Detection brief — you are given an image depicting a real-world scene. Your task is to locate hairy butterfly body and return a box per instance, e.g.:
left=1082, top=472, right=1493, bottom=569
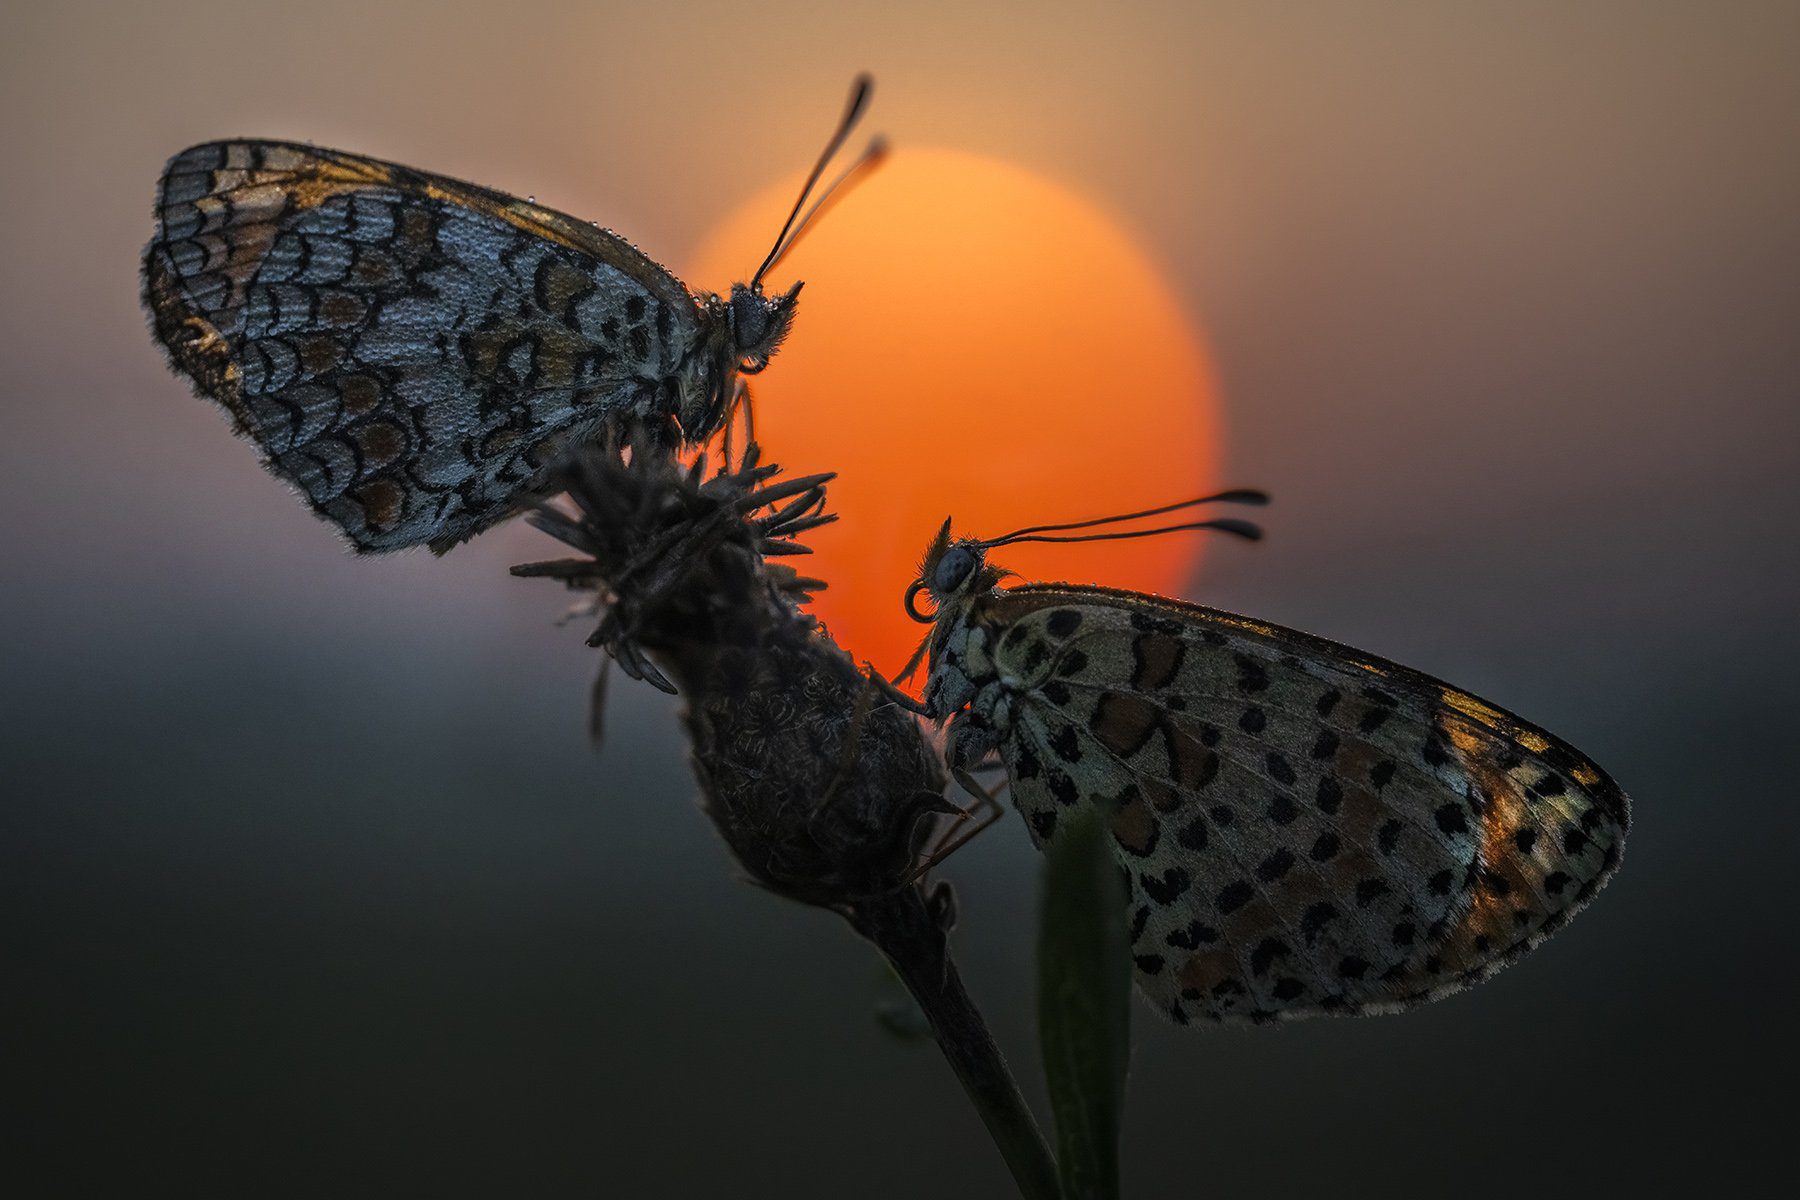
left=143, top=78, right=879, bottom=553
left=907, top=496, right=1629, bottom=1025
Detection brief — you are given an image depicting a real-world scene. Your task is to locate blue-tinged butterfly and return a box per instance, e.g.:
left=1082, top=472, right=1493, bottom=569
left=902, top=493, right=1629, bottom=1024
left=143, top=77, right=881, bottom=553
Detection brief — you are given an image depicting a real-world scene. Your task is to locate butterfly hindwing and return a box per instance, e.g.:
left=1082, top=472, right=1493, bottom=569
left=981, top=586, right=1627, bottom=1025
left=144, top=140, right=714, bottom=551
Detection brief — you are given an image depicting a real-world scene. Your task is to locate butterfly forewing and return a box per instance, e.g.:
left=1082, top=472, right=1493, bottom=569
left=144, top=140, right=720, bottom=552
left=974, top=585, right=1627, bottom=1025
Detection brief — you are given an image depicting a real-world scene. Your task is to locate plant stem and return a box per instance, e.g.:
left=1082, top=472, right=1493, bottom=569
left=850, top=888, right=1061, bottom=1200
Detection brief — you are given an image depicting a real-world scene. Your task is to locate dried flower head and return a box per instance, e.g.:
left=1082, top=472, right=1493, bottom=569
left=513, top=443, right=955, bottom=913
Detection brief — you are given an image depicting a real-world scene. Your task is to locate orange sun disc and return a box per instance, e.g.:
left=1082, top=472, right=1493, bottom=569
left=685, top=147, right=1223, bottom=680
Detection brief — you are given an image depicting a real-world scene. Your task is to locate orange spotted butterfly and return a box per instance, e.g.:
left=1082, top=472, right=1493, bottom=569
left=904, top=492, right=1628, bottom=1024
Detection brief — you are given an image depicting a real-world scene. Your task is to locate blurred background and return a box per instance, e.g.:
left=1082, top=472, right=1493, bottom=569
left=4, top=2, right=1796, bottom=1195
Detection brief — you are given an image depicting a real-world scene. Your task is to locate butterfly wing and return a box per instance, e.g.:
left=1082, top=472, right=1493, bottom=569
left=144, top=140, right=715, bottom=552
left=979, top=585, right=1628, bottom=1025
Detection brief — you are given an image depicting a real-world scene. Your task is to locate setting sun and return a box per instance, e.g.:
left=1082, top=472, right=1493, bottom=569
left=687, top=147, right=1221, bottom=676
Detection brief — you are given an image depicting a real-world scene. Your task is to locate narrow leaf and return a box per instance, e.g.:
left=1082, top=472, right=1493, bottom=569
left=871, top=960, right=933, bottom=1043
left=1037, top=805, right=1132, bottom=1199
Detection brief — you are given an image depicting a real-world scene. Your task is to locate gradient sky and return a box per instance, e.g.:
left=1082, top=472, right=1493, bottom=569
left=4, top=3, right=1796, bottom=1196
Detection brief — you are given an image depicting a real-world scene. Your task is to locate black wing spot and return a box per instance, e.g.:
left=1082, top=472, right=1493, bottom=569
left=1166, top=920, right=1218, bottom=949
left=1216, top=880, right=1254, bottom=914
left=1128, top=904, right=1151, bottom=943
left=1300, top=902, right=1338, bottom=940
left=1255, top=849, right=1295, bottom=882
left=1250, top=937, right=1290, bottom=976
left=1141, top=867, right=1192, bottom=905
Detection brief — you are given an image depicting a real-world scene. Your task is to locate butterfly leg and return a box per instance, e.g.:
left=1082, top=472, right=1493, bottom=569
left=711, top=377, right=754, bottom=475
left=862, top=665, right=930, bottom=715
left=719, top=393, right=735, bottom=476
left=900, top=765, right=1008, bottom=886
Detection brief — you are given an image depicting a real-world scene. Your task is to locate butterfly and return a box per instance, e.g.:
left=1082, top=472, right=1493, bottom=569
left=902, top=492, right=1629, bottom=1024
left=142, top=77, right=881, bottom=553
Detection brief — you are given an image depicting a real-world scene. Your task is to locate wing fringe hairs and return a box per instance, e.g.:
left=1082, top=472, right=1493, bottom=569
left=511, top=442, right=1061, bottom=1197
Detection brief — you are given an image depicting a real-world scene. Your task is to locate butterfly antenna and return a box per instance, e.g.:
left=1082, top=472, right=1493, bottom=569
left=761, top=136, right=887, bottom=279
left=992, top=518, right=1264, bottom=547
left=751, top=73, right=874, bottom=288
left=981, top=489, right=1269, bottom=546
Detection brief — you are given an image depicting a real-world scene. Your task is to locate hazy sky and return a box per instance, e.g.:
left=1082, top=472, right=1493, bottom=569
left=4, top=3, right=1796, bottom=1195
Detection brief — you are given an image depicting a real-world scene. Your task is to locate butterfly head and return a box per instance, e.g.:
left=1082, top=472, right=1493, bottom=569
left=727, top=280, right=802, bottom=375
left=906, top=520, right=1010, bottom=624
left=903, top=492, right=1273, bottom=627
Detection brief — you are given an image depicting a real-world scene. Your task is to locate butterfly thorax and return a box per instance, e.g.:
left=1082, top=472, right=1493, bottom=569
left=665, top=281, right=800, bottom=445
left=916, top=536, right=1035, bottom=769
left=922, top=607, right=988, bottom=714
left=667, top=295, right=736, bottom=444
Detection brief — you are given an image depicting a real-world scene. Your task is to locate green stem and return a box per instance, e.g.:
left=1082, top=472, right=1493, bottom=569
left=850, top=888, right=1061, bottom=1200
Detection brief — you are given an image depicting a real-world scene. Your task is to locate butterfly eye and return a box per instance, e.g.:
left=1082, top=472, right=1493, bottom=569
left=729, top=286, right=770, bottom=352
left=934, top=545, right=977, bottom=593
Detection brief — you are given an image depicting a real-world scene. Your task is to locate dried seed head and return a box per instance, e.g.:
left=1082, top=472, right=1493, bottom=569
left=514, top=444, right=953, bottom=912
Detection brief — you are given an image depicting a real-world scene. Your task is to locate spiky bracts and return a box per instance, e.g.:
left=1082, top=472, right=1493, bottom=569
left=512, top=445, right=952, bottom=911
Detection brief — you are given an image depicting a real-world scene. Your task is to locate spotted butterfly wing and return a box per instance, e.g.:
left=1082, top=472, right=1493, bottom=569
left=141, top=80, right=879, bottom=552
left=142, top=139, right=742, bottom=552
left=924, top=565, right=1627, bottom=1025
